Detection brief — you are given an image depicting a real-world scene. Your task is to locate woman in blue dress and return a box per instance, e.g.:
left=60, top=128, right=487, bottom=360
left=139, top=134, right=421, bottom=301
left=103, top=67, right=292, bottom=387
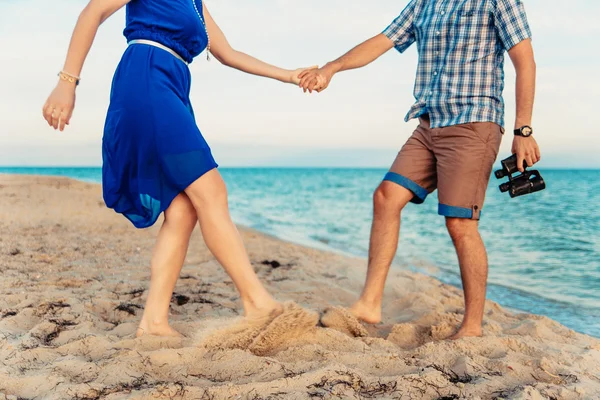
left=42, top=0, right=314, bottom=337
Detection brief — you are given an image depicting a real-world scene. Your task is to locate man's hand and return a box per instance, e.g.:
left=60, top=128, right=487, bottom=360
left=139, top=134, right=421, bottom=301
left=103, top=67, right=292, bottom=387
left=298, top=65, right=334, bottom=93
left=512, top=136, right=541, bottom=172
left=288, top=65, right=319, bottom=85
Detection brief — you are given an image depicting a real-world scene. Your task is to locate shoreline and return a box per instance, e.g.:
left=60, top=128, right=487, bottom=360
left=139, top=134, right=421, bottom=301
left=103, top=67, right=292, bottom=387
left=1, top=174, right=600, bottom=399
left=1, top=171, right=599, bottom=339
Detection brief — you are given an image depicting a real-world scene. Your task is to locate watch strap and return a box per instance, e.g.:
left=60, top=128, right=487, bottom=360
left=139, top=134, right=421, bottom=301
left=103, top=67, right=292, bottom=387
left=514, top=125, right=533, bottom=137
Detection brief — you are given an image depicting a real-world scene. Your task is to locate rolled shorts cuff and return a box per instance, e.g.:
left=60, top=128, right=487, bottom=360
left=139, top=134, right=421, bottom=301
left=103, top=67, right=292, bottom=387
left=383, top=172, right=428, bottom=204
left=438, top=204, right=481, bottom=220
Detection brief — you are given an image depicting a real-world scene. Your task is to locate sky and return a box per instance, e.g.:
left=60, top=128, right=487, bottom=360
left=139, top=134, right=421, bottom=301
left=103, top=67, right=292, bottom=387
left=0, top=0, right=598, bottom=167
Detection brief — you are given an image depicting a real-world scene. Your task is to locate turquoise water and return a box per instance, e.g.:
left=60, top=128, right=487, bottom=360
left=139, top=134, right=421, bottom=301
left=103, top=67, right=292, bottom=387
left=2, top=167, right=599, bottom=337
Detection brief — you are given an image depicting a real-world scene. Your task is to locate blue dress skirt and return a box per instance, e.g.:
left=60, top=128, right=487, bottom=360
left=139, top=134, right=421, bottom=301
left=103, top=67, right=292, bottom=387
left=102, top=0, right=217, bottom=229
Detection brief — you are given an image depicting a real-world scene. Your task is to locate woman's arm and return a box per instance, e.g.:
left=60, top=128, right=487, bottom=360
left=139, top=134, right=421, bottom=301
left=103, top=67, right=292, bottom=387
left=202, top=3, right=314, bottom=84
left=43, top=0, right=131, bottom=131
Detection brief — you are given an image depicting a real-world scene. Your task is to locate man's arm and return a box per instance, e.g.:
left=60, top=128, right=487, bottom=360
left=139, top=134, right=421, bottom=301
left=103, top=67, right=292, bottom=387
left=509, top=39, right=536, bottom=129
left=298, top=34, right=394, bottom=93
left=494, top=0, right=539, bottom=171
left=508, top=39, right=540, bottom=172
left=299, top=0, right=420, bottom=93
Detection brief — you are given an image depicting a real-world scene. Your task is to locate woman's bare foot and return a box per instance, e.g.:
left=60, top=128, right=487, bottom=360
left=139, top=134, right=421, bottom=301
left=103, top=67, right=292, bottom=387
left=349, top=299, right=382, bottom=325
left=136, top=320, right=183, bottom=338
left=244, top=298, right=284, bottom=322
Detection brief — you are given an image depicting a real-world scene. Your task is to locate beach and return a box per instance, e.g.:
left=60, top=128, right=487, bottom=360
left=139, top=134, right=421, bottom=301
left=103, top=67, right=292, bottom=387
left=1, top=174, right=599, bottom=399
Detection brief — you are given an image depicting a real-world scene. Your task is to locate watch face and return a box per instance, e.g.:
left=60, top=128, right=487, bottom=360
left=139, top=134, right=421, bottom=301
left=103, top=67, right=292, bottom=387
left=522, top=126, right=533, bottom=136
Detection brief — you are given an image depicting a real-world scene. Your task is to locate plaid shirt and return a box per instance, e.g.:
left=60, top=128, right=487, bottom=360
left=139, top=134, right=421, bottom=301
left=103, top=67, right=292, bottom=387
left=383, top=0, right=532, bottom=129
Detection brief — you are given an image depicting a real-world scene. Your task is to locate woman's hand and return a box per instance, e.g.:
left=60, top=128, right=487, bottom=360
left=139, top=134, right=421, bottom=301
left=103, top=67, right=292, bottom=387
left=43, top=80, right=76, bottom=131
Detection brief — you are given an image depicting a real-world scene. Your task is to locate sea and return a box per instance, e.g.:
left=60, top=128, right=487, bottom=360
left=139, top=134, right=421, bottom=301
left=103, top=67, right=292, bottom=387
left=1, top=167, right=599, bottom=338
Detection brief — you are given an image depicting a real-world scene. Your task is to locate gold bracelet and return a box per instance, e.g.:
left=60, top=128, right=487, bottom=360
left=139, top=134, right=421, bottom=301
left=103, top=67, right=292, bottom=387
left=58, top=71, right=80, bottom=86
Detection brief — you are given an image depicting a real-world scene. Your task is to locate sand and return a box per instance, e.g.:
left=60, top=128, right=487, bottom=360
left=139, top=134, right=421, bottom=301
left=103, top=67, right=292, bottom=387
left=0, top=174, right=599, bottom=400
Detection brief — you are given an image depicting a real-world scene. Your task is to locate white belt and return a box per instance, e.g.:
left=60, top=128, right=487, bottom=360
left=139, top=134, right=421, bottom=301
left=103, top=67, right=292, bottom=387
left=127, top=39, right=188, bottom=65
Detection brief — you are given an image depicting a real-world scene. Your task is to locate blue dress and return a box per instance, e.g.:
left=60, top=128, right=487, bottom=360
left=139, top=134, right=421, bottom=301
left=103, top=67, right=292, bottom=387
left=102, top=0, right=217, bottom=229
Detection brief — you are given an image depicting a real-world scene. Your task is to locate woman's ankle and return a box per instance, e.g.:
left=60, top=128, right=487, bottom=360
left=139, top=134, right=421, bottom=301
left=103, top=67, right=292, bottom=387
left=241, top=295, right=281, bottom=318
left=137, top=317, right=181, bottom=337
left=138, top=314, right=171, bottom=331
left=140, top=313, right=168, bottom=326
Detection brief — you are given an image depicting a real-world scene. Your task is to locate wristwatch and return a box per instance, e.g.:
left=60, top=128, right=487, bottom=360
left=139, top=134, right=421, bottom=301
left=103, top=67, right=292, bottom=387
left=514, top=125, right=533, bottom=137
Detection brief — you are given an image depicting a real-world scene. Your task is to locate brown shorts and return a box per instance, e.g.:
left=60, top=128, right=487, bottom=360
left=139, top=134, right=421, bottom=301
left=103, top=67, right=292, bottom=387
left=384, top=116, right=503, bottom=220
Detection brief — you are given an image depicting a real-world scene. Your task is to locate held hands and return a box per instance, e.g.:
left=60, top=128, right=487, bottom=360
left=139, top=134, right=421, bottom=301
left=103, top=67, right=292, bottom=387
left=43, top=80, right=76, bottom=131
left=512, top=135, right=541, bottom=173
left=288, top=65, right=320, bottom=85
left=298, top=65, right=334, bottom=93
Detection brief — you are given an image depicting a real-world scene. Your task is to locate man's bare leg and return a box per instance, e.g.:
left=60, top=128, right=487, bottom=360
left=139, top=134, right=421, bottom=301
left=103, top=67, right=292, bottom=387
left=349, top=181, right=414, bottom=323
left=446, top=217, right=488, bottom=339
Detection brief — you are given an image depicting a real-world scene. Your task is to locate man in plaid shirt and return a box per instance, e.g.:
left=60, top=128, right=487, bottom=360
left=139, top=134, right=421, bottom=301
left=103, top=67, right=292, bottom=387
left=300, top=0, right=540, bottom=339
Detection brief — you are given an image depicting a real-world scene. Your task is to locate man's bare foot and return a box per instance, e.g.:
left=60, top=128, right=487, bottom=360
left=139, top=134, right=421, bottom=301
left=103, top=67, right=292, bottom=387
left=136, top=320, right=183, bottom=338
left=349, top=299, right=382, bottom=325
left=448, top=325, right=482, bottom=340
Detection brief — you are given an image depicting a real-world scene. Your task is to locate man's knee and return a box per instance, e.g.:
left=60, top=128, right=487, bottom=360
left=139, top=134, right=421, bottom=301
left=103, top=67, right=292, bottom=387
left=446, top=217, right=479, bottom=243
left=373, top=181, right=412, bottom=214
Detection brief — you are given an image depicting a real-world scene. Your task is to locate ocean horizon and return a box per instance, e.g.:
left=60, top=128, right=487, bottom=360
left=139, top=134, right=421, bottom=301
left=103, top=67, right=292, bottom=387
left=1, top=166, right=599, bottom=338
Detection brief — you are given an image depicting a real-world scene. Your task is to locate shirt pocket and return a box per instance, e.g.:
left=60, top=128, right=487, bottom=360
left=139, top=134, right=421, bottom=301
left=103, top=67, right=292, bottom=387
left=456, top=2, right=492, bottom=39
left=454, top=3, right=494, bottom=60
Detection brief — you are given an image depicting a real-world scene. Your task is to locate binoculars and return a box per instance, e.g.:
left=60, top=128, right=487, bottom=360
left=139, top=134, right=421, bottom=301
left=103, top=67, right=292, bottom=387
left=494, top=154, right=546, bottom=198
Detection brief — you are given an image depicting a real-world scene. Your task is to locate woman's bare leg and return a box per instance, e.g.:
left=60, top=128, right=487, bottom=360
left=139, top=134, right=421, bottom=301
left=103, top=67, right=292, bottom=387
left=185, top=169, right=281, bottom=319
left=137, top=193, right=197, bottom=337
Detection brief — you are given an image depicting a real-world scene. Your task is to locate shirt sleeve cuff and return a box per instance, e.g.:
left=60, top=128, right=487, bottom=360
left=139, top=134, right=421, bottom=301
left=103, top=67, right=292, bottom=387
left=503, top=31, right=532, bottom=51
left=502, top=25, right=531, bottom=51
left=382, top=26, right=412, bottom=54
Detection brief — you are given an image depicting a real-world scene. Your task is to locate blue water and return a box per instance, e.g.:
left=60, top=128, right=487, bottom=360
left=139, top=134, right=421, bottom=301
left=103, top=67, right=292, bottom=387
left=2, top=167, right=599, bottom=338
